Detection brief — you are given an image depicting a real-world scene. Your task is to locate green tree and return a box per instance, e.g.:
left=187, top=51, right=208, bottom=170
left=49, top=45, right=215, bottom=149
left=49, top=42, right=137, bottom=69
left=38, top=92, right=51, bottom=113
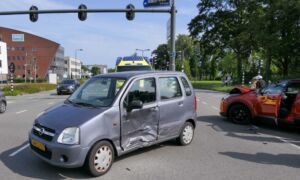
left=91, top=67, right=100, bottom=76
left=81, top=65, right=89, bottom=72
left=189, top=0, right=259, bottom=83
left=152, top=44, right=170, bottom=70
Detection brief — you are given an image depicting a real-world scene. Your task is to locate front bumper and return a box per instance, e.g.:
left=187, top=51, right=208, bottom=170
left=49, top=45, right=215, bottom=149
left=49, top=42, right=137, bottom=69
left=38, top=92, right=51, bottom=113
left=29, top=132, right=89, bottom=168
left=57, top=87, right=74, bottom=94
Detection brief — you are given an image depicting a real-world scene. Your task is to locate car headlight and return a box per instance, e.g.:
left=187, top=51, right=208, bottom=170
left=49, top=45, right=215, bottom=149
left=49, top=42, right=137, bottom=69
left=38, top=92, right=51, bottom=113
left=57, top=127, right=79, bottom=145
left=69, top=85, right=75, bottom=89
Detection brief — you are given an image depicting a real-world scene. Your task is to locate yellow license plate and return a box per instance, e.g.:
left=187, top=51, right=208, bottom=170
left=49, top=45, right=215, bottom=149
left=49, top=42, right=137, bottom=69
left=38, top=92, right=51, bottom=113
left=31, top=139, right=46, bottom=152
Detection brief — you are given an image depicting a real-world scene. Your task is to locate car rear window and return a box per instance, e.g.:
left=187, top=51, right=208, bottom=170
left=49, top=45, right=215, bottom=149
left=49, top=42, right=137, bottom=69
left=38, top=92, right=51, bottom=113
left=180, top=77, right=192, bottom=96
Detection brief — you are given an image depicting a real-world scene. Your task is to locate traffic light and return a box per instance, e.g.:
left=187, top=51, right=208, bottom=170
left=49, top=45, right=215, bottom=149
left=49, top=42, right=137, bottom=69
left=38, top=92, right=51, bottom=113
left=29, top=6, right=38, bottom=22
left=126, top=4, right=135, bottom=21
left=78, top=4, right=87, bottom=21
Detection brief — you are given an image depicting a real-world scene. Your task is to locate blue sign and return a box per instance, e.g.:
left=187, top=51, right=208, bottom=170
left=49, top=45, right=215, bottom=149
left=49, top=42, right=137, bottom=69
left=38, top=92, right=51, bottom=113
left=143, top=0, right=171, bottom=8
left=12, top=34, right=24, bottom=42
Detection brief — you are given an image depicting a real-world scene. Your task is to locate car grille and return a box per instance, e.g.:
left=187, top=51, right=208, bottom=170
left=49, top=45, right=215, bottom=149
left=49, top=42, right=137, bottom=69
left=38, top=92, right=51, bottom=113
left=30, top=144, right=52, bottom=159
left=32, top=123, right=55, bottom=142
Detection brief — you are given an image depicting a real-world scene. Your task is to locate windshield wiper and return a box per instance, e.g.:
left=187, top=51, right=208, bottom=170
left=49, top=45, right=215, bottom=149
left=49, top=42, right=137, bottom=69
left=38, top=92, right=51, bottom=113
left=73, top=102, right=97, bottom=108
left=65, top=99, right=75, bottom=105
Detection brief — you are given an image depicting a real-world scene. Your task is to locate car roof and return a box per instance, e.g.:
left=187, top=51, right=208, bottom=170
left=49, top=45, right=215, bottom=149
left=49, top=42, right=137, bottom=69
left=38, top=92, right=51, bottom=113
left=94, top=71, right=186, bottom=79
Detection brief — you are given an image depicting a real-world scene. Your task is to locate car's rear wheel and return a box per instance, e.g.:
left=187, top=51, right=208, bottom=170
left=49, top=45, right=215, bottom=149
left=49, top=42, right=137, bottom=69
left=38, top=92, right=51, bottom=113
left=0, top=101, right=6, bottom=113
left=85, top=141, right=114, bottom=177
left=177, top=122, right=194, bottom=146
left=228, top=104, right=251, bottom=124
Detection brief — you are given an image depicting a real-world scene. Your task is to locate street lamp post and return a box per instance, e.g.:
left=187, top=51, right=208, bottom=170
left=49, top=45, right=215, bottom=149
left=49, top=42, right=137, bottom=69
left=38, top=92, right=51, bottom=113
left=135, top=48, right=150, bottom=58
left=74, top=49, right=83, bottom=79
left=75, top=48, right=83, bottom=60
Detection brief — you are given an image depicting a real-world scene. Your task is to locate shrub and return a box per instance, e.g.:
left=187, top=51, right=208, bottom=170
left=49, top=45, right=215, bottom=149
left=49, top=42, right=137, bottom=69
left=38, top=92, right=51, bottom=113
left=3, top=83, right=56, bottom=96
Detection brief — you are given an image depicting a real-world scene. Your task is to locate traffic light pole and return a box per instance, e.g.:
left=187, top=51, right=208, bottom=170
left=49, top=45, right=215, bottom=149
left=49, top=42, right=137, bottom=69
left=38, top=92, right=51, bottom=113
left=170, top=2, right=176, bottom=71
left=0, top=8, right=170, bottom=15
left=0, top=4, right=176, bottom=71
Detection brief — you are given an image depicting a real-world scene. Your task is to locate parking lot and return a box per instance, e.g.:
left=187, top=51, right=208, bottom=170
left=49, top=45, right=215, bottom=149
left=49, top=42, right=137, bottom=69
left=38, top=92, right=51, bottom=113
left=0, top=90, right=299, bottom=180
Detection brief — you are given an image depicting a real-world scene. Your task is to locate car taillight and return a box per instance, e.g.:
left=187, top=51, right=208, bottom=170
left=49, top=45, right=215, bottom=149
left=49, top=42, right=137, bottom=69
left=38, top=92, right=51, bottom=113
left=194, top=96, right=197, bottom=112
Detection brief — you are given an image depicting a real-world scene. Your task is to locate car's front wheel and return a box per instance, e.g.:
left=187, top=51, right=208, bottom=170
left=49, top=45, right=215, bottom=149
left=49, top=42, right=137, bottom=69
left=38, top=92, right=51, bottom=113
left=228, top=104, right=251, bottom=124
left=177, top=122, right=194, bottom=146
left=0, top=101, right=6, bottom=113
left=85, top=141, right=114, bottom=177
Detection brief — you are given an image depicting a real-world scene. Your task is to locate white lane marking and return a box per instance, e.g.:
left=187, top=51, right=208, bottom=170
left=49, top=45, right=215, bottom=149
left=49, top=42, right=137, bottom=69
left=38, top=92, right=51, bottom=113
left=16, top=110, right=28, bottom=114
left=202, top=101, right=208, bottom=105
left=7, top=101, right=15, bottom=104
left=211, top=106, right=219, bottom=111
left=48, top=102, right=54, bottom=105
left=9, top=143, right=29, bottom=157
left=258, top=133, right=300, bottom=150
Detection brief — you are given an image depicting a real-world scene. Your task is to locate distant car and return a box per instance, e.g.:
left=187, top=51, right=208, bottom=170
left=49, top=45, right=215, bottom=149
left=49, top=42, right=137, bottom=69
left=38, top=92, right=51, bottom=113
left=0, top=90, right=7, bottom=113
left=57, top=79, right=80, bottom=95
left=29, top=71, right=197, bottom=176
left=220, top=79, right=300, bottom=126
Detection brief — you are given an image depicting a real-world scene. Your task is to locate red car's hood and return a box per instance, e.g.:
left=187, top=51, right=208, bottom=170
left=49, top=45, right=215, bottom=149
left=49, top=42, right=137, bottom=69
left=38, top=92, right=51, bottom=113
left=230, top=87, right=255, bottom=94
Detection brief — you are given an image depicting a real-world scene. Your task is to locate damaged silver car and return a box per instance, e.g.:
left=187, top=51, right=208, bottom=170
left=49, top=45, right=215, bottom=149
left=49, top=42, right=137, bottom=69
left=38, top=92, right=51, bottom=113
left=29, top=71, right=197, bottom=176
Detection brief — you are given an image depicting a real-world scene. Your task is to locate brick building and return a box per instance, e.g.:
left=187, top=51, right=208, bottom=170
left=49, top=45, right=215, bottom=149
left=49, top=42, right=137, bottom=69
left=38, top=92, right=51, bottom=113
left=0, top=27, right=65, bottom=80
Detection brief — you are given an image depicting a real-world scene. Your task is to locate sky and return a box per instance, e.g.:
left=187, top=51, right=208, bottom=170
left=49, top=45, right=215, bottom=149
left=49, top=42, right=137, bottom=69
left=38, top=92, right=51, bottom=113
left=0, top=0, right=199, bottom=68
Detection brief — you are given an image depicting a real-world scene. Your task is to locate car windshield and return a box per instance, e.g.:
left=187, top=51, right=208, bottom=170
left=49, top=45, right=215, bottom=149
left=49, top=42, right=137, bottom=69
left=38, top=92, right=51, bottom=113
left=261, top=84, right=284, bottom=94
left=67, top=77, right=126, bottom=107
left=117, top=66, right=152, bottom=72
left=61, top=80, right=75, bottom=84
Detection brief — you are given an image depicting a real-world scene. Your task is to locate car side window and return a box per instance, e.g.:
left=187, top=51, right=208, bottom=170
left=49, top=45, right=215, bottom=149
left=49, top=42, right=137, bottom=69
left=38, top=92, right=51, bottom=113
left=286, top=83, right=300, bottom=93
left=124, top=78, right=156, bottom=107
left=159, top=77, right=182, bottom=100
left=180, top=77, right=192, bottom=96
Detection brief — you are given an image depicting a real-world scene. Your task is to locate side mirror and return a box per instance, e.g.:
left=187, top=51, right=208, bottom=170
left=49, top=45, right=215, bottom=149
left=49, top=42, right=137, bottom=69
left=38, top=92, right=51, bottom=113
left=127, top=100, right=143, bottom=111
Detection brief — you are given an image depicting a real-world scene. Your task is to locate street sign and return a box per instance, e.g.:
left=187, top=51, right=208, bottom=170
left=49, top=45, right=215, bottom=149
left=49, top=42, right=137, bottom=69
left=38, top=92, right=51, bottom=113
left=143, top=0, right=171, bottom=8
left=9, top=62, right=15, bottom=73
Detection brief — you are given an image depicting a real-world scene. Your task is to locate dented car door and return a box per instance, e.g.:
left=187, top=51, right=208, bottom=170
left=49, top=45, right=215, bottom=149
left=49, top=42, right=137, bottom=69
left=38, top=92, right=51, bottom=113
left=120, top=77, right=159, bottom=150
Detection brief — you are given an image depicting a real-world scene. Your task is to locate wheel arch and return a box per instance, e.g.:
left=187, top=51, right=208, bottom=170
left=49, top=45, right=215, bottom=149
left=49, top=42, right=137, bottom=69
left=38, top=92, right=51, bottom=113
left=186, top=119, right=196, bottom=128
left=86, top=138, right=118, bottom=163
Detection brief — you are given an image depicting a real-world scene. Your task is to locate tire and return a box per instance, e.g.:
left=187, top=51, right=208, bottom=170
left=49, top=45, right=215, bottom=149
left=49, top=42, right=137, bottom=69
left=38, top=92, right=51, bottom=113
left=85, top=141, right=114, bottom=177
left=177, top=122, right=194, bottom=146
left=228, top=104, right=251, bottom=124
left=0, top=101, right=6, bottom=113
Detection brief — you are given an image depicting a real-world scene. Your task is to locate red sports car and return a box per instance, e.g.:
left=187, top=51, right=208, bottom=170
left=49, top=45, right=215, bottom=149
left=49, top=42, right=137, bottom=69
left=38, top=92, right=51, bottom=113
left=220, top=79, right=300, bottom=126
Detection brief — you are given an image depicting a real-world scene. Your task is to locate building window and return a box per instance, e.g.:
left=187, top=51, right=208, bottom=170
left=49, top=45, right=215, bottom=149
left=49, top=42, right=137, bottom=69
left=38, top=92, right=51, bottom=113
left=17, top=56, right=20, bottom=60
left=8, top=56, right=11, bottom=60
left=32, top=48, right=38, bottom=52
left=22, top=47, right=25, bottom=51
left=12, top=56, right=15, bottom=60
left=22, top=56, right=25, bottom=60
left=17, top=65, right=21, bottom=70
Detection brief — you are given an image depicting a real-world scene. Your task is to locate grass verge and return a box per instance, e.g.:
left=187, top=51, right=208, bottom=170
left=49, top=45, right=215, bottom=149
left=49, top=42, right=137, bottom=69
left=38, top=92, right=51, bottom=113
left=2, top=83, right=56, bottom=96
left=192, top=81, right=234, bottom=93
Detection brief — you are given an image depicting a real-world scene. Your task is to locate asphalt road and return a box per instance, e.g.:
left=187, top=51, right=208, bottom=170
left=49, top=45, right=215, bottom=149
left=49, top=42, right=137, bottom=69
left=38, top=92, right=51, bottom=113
left=0, top=90, right=299, bottom=180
